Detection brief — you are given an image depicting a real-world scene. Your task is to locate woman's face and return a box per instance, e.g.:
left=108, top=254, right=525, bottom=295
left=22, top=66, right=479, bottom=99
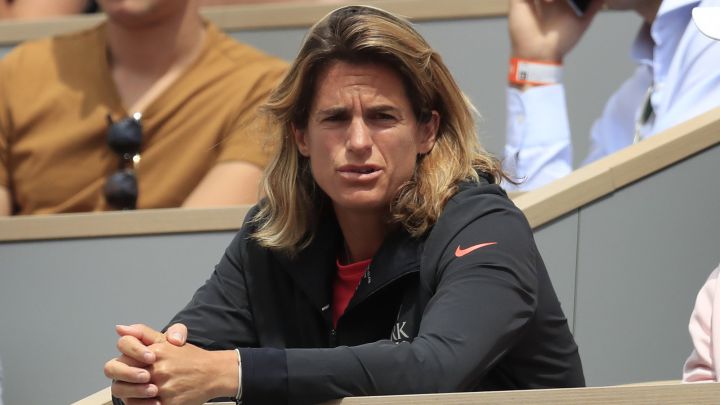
left=293, top=61, right=438, bottom=218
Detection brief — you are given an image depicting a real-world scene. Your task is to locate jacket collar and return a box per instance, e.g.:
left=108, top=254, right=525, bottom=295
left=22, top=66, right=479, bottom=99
left=279, top=214, right=422, bottom=317
left=278, top=173, right=494, bottom=315
left=348, top=228, right=422, bottom=310
left=276, top=211, right=342, bottom=316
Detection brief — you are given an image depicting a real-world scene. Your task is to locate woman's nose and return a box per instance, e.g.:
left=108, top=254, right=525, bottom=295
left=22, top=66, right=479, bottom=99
left=346, top=117, right=373, bottom=152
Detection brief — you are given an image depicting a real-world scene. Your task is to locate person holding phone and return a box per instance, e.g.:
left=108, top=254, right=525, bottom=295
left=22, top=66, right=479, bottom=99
left=503, top=0, right=720, bottom=190
left=103, top=6, right=584, bottom=404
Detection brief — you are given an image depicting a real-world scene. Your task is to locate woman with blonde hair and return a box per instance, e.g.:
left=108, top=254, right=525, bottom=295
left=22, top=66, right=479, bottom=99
left=104, top=6, right=584, bottom=404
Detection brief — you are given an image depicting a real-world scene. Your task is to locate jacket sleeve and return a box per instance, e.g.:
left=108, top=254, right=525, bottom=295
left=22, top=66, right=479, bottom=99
left=166, top=212, right=259, bottom=350
left=502, top=85, right=572, bottom=191
left=683, top=264, right=720, bottom=382
left=240, top=201, right=542, bottom=404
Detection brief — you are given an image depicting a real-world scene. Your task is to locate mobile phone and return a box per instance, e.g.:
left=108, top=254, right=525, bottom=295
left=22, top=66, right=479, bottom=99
left=565, top=0, right=592, bottom=16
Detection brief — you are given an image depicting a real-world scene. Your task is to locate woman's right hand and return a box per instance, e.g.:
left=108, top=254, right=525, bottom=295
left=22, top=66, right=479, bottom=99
left=508, top=0, right=604, bottom=62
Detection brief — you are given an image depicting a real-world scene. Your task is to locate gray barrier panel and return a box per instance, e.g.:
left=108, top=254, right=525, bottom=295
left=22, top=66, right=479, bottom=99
left=573, top=144, right=720, bottom=386
left=534, top=211, right=580, bottom=332
left=0, top=231, right=237, bottom=405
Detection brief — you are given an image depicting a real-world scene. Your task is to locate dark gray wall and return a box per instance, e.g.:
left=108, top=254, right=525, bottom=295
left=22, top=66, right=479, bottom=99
left=571, top=144, right=720, bottom=385
left=532, top=143, right=720, bottom=386
left=534, top=211, right=580, bottom=330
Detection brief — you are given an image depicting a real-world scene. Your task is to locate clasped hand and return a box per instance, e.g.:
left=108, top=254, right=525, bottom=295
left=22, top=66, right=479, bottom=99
left=103, top=324, right=237, bottom=405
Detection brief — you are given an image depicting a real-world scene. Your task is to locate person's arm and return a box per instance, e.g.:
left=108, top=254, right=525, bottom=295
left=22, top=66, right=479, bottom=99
left=182, top=161, right=263, bottom=207
left=651, top=10, right=720, bottom=138
left=0, top=187, right=10, bottom=216
left=683, top=265, right=720, bottom=382
left=503, top=84, right=573, bottom=190
left=0, top=57, right=11, bottom=216
left=0, top=0, right=87, bottom=19
left=183, top=62, right=285, bottom=208
left=502, top=0, right=603, bottom=191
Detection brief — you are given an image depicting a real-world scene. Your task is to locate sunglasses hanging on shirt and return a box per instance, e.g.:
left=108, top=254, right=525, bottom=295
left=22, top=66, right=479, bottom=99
left=104, top=112, right=142, bottom=210
left=633, top=85, right=655, bottom=144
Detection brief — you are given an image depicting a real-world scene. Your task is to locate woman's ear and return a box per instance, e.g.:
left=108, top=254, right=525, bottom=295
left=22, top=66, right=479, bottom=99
left=292, top=124, right=311, bottom=157
left=417, top=111, right=439, bottom=154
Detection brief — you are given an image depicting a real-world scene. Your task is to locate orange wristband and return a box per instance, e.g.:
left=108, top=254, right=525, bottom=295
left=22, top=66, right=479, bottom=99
left=508, top=58, right=563, bottom=86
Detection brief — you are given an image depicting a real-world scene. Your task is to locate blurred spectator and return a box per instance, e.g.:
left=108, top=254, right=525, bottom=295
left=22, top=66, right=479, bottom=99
left=0, top=0, right=343, bottom=20
left=503, top=0, right=720, bottom=191
left=0, top=0, right=92, bottom=19
left=0, top=0, right=287, bottom=215
left=684, top=263, right=720, bottom=381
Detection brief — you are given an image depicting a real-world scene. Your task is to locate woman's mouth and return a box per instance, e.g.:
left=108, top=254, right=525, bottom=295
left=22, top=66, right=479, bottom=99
left=338, top=165, right=382, bottom=180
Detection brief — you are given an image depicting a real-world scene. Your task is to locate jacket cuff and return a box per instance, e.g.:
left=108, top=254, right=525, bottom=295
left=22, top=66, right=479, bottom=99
left=239, top=347, right=288, bottom=404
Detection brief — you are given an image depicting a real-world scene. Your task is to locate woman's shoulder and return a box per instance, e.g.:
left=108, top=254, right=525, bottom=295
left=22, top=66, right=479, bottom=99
left=443, top=179, right=525, bottom=225
left=422, top=179, right=533, bottom=261
left=224, top=204, right=268, bottom=258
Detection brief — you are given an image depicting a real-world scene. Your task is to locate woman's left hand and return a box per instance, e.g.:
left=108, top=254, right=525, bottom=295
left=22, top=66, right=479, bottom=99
left=144, top=340, right=238, bottom=405
left=106, top=323, right=237, bottom=405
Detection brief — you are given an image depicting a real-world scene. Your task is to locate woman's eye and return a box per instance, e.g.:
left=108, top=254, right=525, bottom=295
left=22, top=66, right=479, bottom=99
left=374, top=113, right=396, bottom=121
left=322, top=114, right=346, bottom=122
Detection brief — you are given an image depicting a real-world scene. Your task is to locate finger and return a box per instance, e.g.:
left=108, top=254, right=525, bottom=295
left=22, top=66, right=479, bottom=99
left=116, top=324, right=166, bottom=346
left=165, top=323, right=188, bottom=346
left=117, top=335, right=157, bottom=364
left=116, top=324, right=143, bottom=338
left=111, top=380, right=158, bottom=400
left=104, top=358, right=151, bottom=384
left=115, top=354, right=147, bottom=368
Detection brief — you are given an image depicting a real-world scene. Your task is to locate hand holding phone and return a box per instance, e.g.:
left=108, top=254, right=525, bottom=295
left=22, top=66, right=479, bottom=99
left=508, top=0, right=599, bottom=62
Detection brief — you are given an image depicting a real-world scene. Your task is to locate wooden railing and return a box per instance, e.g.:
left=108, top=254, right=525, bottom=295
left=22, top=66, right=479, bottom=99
left=514, top=106, right=720, bottom=228
left=72, top=382, right=720, bottom=405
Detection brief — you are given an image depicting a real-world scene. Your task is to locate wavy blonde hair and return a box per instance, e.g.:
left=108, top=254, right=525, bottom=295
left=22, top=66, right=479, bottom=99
left=252, top=5, right=505, bottom=254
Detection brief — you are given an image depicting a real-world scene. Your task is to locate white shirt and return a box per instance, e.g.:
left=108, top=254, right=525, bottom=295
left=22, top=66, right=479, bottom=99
left=503, top=0, right=720, bottom=191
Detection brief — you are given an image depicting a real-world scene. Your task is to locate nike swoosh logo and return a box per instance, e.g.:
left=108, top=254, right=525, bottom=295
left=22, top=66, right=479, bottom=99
left=455, top=242, right=497, bottom=257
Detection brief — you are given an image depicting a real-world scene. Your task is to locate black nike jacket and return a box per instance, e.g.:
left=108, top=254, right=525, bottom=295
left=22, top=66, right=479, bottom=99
left=168, top=177, right=585, bottom=404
